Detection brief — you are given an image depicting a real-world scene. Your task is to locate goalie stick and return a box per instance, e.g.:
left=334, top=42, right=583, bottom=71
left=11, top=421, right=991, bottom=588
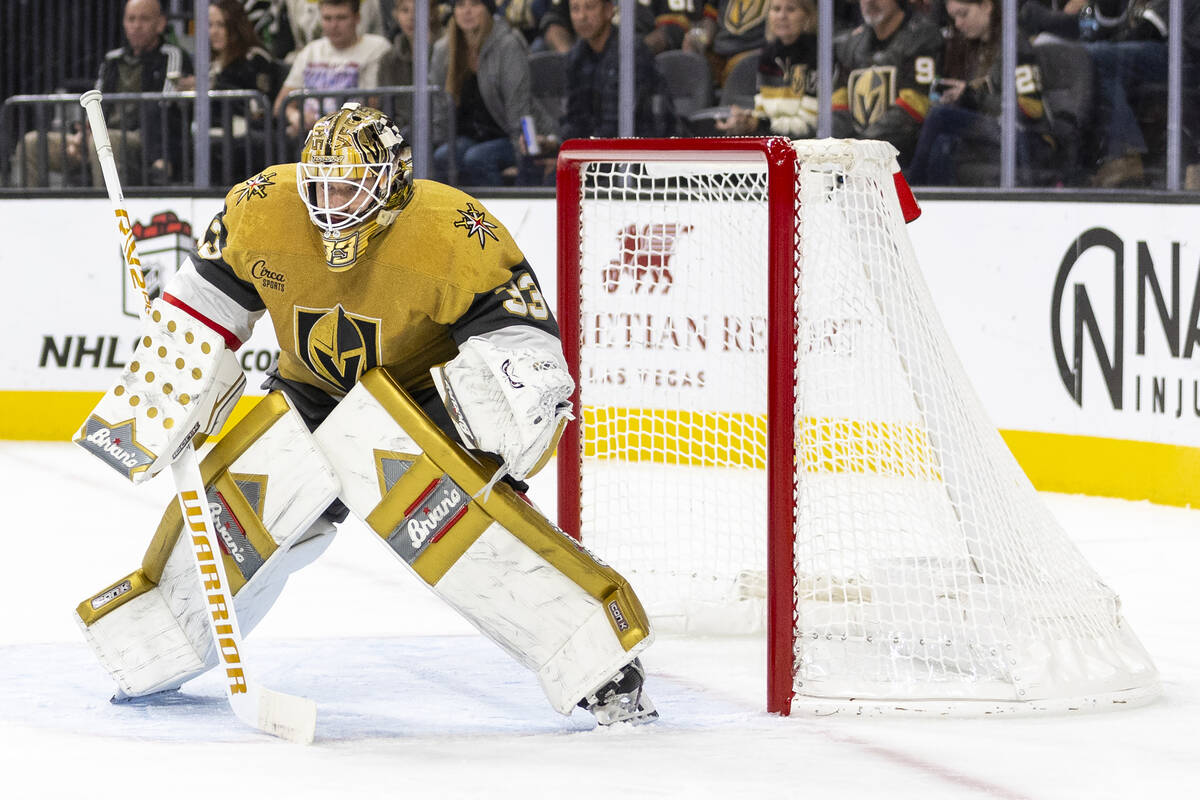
left=79, top=90, right=317, bottom=745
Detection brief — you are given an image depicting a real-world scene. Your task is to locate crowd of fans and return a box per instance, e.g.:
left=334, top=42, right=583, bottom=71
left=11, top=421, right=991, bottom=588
left=6, top=0, right=1200, bottom=189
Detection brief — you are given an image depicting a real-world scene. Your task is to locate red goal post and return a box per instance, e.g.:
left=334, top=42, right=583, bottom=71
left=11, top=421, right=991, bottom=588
left=554, top=137, right=1158, bottom=717
left=556, top=137, right=802, bottom=712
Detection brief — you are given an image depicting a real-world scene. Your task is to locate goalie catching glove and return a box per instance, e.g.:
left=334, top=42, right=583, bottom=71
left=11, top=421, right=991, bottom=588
left=74, top=298, right=246, bottom=483
left=432, top=328, right=574, bottom=482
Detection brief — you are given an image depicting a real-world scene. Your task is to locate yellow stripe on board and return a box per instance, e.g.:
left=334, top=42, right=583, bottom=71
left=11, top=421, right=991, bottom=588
left=1000, top=430, right=1200, bottom=510
left=4, top=391, right=1199, bottom=508
left=800, top=417, right=941, bottom=481
left=583, top=407, right=938, bottom=479
left=1, top=391, right=104, bottom=441
left=580, top=405, right=1200, bottom=508
left=0, top=391, right=261, bottom=444
left=583, top=406, right=768, bottom=468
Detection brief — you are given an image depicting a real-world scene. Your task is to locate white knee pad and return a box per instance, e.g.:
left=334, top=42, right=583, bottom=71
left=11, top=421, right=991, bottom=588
left=76, top=393, right=340, bottom=698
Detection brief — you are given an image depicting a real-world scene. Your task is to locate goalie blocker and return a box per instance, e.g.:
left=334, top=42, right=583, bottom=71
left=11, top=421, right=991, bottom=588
left=77, top=369, right=655, bottom=722
left=74, top=298, right=246, bottom=484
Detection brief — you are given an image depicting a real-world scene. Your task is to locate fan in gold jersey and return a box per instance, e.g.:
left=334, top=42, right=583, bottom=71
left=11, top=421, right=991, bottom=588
left=72, top=102, right=657, bottom=732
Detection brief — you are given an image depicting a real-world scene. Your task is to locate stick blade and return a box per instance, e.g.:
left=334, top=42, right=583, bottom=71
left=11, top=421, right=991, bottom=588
left=234, top=686, right=317, bottom=745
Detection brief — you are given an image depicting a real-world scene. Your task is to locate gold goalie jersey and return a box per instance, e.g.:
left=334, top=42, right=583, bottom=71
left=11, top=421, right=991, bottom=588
left=168, top=164, right=557, bottom=400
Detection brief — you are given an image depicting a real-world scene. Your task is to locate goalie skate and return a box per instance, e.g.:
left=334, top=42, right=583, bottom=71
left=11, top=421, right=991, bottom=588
left=578, top=658, right=658, bottom=726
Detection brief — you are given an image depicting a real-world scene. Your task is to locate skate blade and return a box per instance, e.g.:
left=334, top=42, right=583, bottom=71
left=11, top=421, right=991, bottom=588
left=109, top=685, right=184, bottom=705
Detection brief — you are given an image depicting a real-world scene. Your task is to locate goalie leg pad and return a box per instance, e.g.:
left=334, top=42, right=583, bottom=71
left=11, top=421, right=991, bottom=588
left=314, top=368, right=653, bottom=714
left=75, top=393, right=341, bottom=698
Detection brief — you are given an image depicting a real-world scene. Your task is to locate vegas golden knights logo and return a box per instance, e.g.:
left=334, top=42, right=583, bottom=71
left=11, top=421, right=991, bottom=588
left=295, top=304, right=381, bottom=393
left=722, top=0, right=768, bottom=36
left=847, top=66, right=898, bottom=128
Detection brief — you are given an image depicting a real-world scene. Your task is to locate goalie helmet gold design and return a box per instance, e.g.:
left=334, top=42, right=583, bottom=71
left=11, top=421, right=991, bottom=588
left=298, top=103, right=413, bottom=239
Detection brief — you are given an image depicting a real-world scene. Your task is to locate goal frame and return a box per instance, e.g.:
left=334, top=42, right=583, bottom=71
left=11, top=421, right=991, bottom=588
left=555, top=137, right=1159, bottom=717
left=555, top=137, right=801, bottom=714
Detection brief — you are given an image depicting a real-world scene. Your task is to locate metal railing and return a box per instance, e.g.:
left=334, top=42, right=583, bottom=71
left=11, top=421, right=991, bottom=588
left=2, top=90, right=275, bottom=190
left=2, top=85, right=459, bottom=191
left=2, top=4, right=1195, bottom=195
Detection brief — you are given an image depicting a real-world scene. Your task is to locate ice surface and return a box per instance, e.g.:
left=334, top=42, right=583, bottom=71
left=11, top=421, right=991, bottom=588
left=1, top=441, right=1196, bottom=799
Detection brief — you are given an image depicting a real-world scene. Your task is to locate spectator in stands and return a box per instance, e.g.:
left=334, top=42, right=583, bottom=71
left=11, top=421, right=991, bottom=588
left=905, top=0, right=1055, bottom=185
left=26, top=0, right=194, bottom=187
left=834, top=0, right=866, bottom=31
left=500, top=0, right=550, bottom=46
left=430, top=0, right=539, bottom=185
left=831, top=0, right=942, bottom=166
left=390, top=0, right=444, bottom=134
left=176, top=0, right=287, bottom=179
left=274, top=0, right=399, bottom=138
left=538, top=0, right=656, bottom=54
left=683, top=0, right=769, bottom=87
left=242, top=0, right=281, bottom=48
left=179, top=1, right=286, bottom=99
left=1183, top=5, right=1200, bottom=190
left=644, top=0, right=708, bottom=55
left=1017, top=0, right=1088, bottom=39
left=1081, top=0, right=1171, bottom=187
left=272, top=0, right=389, bottom=61
left=392, top=0, right=444, bottom=86
left=559, top=0, right=665, bottom=139
left=715, top=0, right=818, bottom=137
left=538, top=0, right=575, bottom=50
left=516, top=0, right=666, bottom=184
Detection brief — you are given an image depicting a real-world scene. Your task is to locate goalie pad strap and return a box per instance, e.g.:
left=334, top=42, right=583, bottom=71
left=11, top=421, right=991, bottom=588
left=76, top=569, right=156, bottom=627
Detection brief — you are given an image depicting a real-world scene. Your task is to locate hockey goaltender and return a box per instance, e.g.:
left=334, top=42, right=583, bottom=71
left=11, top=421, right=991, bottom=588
left=72, top=102, right=656, bottom=727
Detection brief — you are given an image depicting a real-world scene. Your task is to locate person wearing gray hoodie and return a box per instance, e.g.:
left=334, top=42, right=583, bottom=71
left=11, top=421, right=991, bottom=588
left=431, top=0, right=544, bottom=185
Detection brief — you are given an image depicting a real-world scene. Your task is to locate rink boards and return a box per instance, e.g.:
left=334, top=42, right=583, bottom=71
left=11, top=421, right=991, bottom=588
left=1, top=194, right=1198, bottom=507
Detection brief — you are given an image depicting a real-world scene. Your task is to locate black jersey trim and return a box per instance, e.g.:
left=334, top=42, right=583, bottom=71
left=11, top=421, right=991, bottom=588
left=450, top=260, right=561, bottom=345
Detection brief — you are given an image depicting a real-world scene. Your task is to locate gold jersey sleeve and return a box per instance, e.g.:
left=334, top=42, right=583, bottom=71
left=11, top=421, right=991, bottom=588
left=206, top=166, right=528, bottom=397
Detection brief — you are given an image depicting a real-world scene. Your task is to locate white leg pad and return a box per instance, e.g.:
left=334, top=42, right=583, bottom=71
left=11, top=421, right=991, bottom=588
left=77, top=523, right=336, bottom=698
left=435, top=522, right=650, bottom=714
left=314, top=371, right=654, bottom=715
left=76, top=585, right=208, bottom=698
left=76, top=395, right=340, bottom=698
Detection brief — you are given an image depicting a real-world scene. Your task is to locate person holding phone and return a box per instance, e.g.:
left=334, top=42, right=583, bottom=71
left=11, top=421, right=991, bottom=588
left=431, top=0, right=542, bottom=186
left=905, top=0, right=1055, bottom=186
left=516, top=0, right=669, bottom=185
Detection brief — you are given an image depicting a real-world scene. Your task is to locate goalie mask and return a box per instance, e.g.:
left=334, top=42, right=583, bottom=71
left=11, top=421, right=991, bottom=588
left=298, top=103, right=413, bottom=268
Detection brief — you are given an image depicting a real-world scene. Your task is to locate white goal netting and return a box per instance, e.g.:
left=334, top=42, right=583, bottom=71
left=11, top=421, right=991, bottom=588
left=560, top=139, right=1159, bottom=714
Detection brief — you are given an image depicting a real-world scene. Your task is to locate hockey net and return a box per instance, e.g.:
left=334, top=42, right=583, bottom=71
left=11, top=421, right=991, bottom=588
left=555, top=138, right=1159, bottom=715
